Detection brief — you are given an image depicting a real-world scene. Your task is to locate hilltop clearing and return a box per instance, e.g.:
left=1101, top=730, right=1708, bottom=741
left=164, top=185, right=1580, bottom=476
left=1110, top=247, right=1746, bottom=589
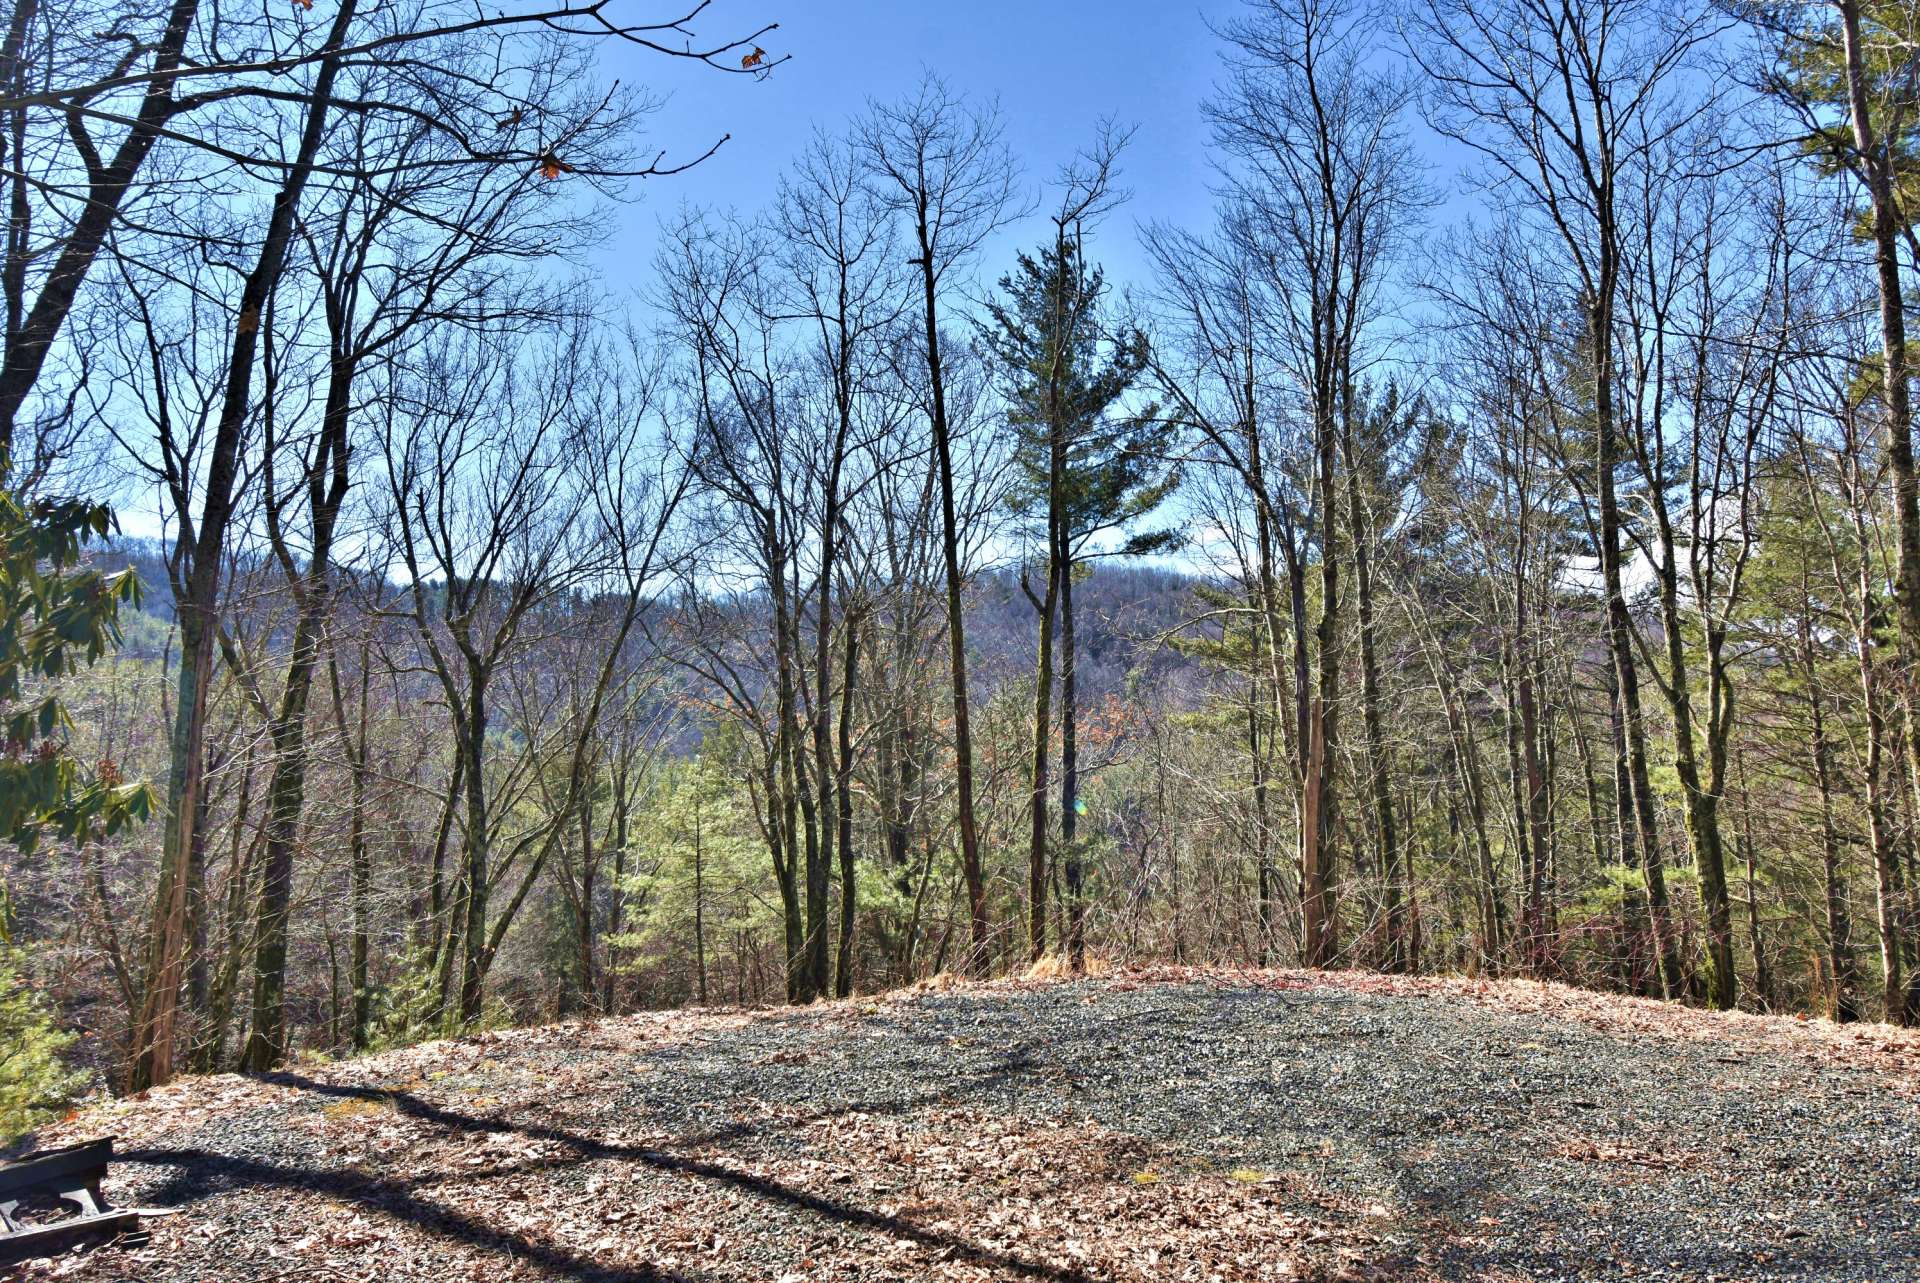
left=8, top=970, right=1919, bottom=1282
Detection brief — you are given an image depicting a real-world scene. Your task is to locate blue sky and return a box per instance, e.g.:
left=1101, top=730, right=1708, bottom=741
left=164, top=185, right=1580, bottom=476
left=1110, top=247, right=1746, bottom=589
left=593, top=1, right=1242, bottom=298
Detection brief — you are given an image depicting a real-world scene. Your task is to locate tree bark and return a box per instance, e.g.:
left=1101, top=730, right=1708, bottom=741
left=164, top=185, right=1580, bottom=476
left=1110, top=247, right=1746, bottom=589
left=1804, top=624, right=1860, bottom=1023
left=1026, top=557, right=1057, bottom=963
left=129, top=1, right=359, bottom=1088
left=1591, top=289, right=1684, bottom=1001
left=241, top=339, right=354, bottom=1070
left=1061, top=550, right=1086, bottom=971
left=0, top=0, right=203, bottom=452
left=1343, top=438, right=1402, bottom=972
left=910, top=237, right=987, bottom=974
left=834, top=612, right=861, bottom=997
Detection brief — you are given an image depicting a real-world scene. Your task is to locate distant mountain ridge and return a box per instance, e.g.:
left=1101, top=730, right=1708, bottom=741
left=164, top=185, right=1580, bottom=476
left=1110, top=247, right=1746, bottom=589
left=94, top=535, right=1216, bottom=702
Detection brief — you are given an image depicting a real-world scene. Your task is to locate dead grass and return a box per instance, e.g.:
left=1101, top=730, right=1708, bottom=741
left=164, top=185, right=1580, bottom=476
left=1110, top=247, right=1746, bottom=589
left=1020, top=953, right=1114, bottom=982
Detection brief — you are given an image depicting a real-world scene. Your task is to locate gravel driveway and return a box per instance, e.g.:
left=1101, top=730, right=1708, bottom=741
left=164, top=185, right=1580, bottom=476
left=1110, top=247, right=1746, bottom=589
left=9, top=971, right=1917, bottom=1282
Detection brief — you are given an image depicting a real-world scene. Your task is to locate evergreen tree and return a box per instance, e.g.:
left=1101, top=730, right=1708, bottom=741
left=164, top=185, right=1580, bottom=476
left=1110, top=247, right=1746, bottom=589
left=0, top=491, right=152, bottom=852
left=0, top=888, right=87, bottom=1142
left=613, top=756, right=768, bottom=1005
left=980, top=234, right=1179, bottom=967
left=1, top=461, right=148, bottom=1138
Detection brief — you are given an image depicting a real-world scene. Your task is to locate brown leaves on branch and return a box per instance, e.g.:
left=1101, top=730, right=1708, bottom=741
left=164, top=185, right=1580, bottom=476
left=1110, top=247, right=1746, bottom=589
left=537, top=151, right=574, bottom=181
left=741, top=46, right=766, bottom=69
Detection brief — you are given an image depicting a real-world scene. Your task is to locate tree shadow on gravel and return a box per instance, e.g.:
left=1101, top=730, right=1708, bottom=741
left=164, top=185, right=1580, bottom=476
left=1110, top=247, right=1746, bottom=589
left=120, top=1070, right=1096, bottom=1283
left=115, top=1143, right=687, bottom=1282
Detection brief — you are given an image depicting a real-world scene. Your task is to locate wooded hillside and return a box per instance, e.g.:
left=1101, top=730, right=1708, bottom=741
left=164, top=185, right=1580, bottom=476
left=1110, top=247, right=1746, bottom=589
left=8, top=0, right=1920, bottom=1138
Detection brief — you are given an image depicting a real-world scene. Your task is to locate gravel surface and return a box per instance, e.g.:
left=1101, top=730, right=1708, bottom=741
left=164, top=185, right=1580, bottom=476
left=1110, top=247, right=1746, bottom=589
left=8, top=970, right=1918, bottom=1282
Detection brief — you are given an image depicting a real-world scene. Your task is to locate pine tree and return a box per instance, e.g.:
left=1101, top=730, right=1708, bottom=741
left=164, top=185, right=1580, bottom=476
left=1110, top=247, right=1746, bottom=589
left=0, top=890, right=87, bottom=1142
left=980, top=236, right=1179, bottom=967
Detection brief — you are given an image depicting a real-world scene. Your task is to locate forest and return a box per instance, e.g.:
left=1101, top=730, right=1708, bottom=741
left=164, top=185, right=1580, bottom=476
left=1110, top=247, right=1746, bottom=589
left=6, top=0, right=1920, bottom=1137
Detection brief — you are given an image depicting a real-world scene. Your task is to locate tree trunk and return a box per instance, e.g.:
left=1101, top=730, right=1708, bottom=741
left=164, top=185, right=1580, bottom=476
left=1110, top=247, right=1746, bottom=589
left=241, top=388, right=349, bottom=1068
left=1027, top=557, right=1057, bottom=963
left=604, top=762, right=631, bottom=1014
left=1246, top=368, right=1289, bottom=966
left=694, top=798, right=707, bottom=1006
left=129, top=1, right=359, bottom=1088
left=1592, top=289, right=1683, bottom=1001
left=808, top=519, right=838, bottom=1003
left=575, top=800, right=597, bottom=1014
left=911, top=241, right=987, bottom=974
left=1839, top=7, right=1920, bottom=952
left=1062, top=552, right=1086, bottom=971
left=1806, top=655, right=1858, bottom=1023
left=834, top=614, right=860, bottom=997
left=1513, top=588, right=1552, bottom=977
left=765, top=542, right=810, bottom=1001
left=1343, top=447, right=1401, bottom=972
left=0, top=0, right=203, bottom=450
left=456, top=703, right=489, bottom=1023
left=1300, top=402, right=1340, bottom=969
left=345, top=658, right=372, bottom=1049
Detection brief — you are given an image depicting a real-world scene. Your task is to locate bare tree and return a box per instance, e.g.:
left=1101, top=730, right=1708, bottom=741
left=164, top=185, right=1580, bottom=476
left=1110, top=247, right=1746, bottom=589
left=1189, top=0, right=1420, bottom=966
left=240, top=34, right=615, bottom=1069
left=860, top=77, right=1020, bottom=974
left=1407, top=0, right=1727, bottom=999
left=0, top=0, right=779, bottom=455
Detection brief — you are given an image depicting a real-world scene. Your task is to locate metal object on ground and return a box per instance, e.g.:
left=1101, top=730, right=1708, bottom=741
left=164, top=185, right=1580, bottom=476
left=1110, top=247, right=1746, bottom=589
left=0, top=1138, right=145, bottom=1266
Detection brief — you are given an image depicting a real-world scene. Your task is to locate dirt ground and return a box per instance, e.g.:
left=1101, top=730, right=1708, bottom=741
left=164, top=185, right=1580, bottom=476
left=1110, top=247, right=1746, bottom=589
left=7, top=968, right=1918, bottom=1282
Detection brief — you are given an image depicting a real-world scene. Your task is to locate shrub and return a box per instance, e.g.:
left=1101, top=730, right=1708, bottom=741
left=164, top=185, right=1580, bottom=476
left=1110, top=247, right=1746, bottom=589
left=0, top=939, right=86, bottom=1144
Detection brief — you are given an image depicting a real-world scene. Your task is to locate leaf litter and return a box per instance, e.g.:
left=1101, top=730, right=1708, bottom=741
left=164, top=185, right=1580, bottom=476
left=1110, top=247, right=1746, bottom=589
left=7, top=968, right=1917, bottom=1281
